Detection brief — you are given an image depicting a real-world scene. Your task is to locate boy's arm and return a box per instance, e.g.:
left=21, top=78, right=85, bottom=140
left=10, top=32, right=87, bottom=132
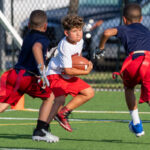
left=99, top=28, right=118, bottom=49
left=94, top=28, right=118, bottom=58
left=63, top=61, right=93, bottom=76
left=32, top=42, right=50, bottom=87
left=32, top=42, right=44, bottom=70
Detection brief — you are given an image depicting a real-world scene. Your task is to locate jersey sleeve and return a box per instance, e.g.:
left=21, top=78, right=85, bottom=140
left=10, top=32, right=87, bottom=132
left=79, top=39, right=84, bottom=54
left=36, top=38, right=50, bottom=50
left=116, top=25, right=125, bottom=39
left=59, top=43, right=72, bottom=68
left=35, top=38, right=50, bottom=61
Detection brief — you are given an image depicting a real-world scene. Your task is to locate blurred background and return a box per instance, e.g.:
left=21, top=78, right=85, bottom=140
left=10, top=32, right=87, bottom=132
left=0, top=0, right=149, bottom=89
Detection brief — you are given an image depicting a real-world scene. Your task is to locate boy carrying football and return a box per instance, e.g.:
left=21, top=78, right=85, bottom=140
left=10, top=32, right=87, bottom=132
left=96, top=3, right=150, bottom=137
left=46, top=15, right=94, bottom=132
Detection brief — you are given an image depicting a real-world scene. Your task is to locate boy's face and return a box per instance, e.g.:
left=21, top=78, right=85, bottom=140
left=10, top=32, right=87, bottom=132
left=64, top=27, right=83, bottom=44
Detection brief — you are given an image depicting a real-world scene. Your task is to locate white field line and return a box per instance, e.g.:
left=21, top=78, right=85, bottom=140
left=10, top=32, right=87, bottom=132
left=0, top=117, right=37, bottom=120
left=1, top=109, right=150, bottom=122
left=1, top=117, right=150, bottom=123
left=6, top=108, right=150, bottom=114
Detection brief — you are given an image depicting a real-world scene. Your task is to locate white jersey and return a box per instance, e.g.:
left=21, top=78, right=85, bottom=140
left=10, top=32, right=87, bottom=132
left=46, top=37, right=84, bottom=78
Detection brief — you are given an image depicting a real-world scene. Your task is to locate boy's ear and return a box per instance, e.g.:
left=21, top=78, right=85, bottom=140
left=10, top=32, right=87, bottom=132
left=140, top=16, right=143, bottom=23
left=123, top=16, right=127, bottom=24
left=28, top=23, right=30, bottom=29
left=44, top=23, right=48, bottom=31
left=64, top=30, right=69, bottom=37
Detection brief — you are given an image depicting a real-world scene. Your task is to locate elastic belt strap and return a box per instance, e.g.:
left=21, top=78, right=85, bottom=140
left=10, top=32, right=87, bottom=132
left=139, top=51, right=150, bottom=79
left=13, top=70, right=26, bottom=92
left=0, top=69, right=12, bottom=96
left=112, top=55, right=132, bottom=79
left=112, top=51, right=150, bottom=79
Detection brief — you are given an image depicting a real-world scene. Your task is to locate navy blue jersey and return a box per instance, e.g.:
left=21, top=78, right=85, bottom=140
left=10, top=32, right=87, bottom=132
left=116, top=23, right=150, bottom=55
left=15, top=30, right=50, bottom=75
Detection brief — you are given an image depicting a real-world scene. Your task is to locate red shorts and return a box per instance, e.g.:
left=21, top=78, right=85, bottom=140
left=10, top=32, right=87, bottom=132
left=122, top=56, right=144, bottom=88
left=122, top=54, right=150, bottom=103
left=47, top=74, right=90, bottom=97
left=0, top=69, right=52, bottom=106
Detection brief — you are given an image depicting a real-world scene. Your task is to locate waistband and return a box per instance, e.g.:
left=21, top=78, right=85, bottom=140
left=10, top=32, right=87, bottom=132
left=47, top=74, right=74, bottom=80
left=130, top=50, right=150, bottom=55
left=47, top=74, right=61, bottom=79
left=15, top=68, right=39, bottom=76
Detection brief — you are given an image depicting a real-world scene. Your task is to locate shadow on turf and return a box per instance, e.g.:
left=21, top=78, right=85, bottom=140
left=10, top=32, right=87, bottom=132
left=0, top=147, right=46, bottom=150
left=1, top=133, right=150, bottom=146
left=61, top=138, right=150, bottom=145
left=0, top=134, right=32, bottom=140
left=0, top=147, right=67, bottom=150
left=0, top=148, right=70, bottom=150
left=0, top=134, right=71, bottom=150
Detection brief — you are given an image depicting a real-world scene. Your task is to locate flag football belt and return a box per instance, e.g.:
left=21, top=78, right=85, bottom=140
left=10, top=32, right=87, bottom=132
left=112, top=50, right=150, bottom=79
left=0, top=69, right=25, bottom=96
left=0, top=69, right=12, bottom=96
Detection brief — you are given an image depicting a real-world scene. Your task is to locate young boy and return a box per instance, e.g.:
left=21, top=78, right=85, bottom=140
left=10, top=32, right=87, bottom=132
left=0, top=10, right=59, bottom=143
left=46, top=15, right=94, bottom=132
left=96, top=3, right=150, bottom=137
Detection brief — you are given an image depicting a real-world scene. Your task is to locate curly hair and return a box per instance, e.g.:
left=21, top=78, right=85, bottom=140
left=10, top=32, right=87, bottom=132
left=61, top=15, right=84, bottom=30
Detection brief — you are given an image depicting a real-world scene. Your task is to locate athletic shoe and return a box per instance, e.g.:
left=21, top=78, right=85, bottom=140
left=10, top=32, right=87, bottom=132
left=55, top=107, right=72, bottom=132
left=129, top=120, right=145, bottom=137
left=32, top=128, right=59, bottom=143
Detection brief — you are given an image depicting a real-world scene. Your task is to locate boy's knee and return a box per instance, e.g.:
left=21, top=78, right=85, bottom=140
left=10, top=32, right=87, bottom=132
left=0, top=109, right=5, bottom=113
left=54, top=96, right=65, bottom=105
left=124, top=85, right=134, bottom=90
left=86, top=88, right=95, bottom=99
left=0, top=103, right=10, bottom=113
left=124, top=86, right=134, bottom=92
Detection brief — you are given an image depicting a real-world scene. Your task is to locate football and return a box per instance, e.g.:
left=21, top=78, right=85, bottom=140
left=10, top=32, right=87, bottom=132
left=72, top=55, right=89, bottom=70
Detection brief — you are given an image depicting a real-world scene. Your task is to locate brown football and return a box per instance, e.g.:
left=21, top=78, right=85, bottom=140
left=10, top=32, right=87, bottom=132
left=72, top=55, right=89, bottom=70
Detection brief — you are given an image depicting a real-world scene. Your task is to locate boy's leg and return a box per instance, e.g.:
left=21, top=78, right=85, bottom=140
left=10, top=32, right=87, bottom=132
left=65, top=87, right=94, bottom=110
left=0, top=103, right=10, bottom=112
left=125, top=87, right=140, bottom=125
left=124, top=87, right=144, bottom=137
left=48, top=95, right=65, bottom=123
left=56, top=87, right=94, bottom=132
left=32, top=92, right=59, bottom=143
left=122, top=56, right=145, bottom=137
left=0, top=69, right=18, bottom=112
left=38, top=92, right=55, bottom=122
left=124, top=87, right=137, bottom=111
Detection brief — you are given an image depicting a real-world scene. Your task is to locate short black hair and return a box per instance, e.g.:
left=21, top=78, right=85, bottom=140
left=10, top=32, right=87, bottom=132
left=123, top=3, right=141, bottom=22
left=29, top=10, right=47, bottom=28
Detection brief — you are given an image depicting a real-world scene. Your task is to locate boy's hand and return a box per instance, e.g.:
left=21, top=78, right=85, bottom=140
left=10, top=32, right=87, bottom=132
left=38, top=64, right=50, bottom=89
left=87, top=61, right=93, bottom=74
left=93, top=48, right=105, bottom=59
left=46, top=46, right=58, bottom=59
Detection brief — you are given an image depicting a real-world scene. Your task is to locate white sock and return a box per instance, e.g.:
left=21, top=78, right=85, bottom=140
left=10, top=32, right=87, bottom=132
left=130, top=109, right=140, bottom=125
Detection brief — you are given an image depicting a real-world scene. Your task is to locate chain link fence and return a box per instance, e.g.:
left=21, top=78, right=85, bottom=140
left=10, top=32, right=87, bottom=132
left=0, top=0, right=149, bottom=89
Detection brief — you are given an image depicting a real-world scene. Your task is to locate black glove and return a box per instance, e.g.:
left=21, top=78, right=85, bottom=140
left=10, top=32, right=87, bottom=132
left=93, top=48, right=105, bottom=59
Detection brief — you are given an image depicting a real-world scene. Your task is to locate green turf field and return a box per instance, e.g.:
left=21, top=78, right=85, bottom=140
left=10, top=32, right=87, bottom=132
left=0, top=91, right=150, bottom=150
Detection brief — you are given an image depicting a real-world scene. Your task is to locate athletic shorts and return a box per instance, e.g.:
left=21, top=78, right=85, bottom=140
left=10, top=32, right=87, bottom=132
left=0, top=69, right=52, bottom=106
left=47, top=74, right=91, bottom=97
left=122, top=54, right=150, bottom=103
